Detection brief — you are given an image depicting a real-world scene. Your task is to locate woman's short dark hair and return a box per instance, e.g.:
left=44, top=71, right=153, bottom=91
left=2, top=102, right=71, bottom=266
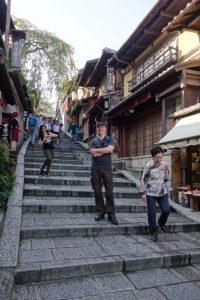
left=151, top=146, right=163, bottom=157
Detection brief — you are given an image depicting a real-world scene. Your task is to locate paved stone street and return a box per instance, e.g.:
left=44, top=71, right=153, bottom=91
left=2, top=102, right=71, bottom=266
left=9, top=133, right=200, bottom=299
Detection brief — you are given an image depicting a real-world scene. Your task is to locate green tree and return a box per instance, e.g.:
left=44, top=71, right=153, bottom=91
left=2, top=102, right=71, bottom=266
left=36, top=97, right=56, bottom=117
left=14, top=18, right=76, bottom=110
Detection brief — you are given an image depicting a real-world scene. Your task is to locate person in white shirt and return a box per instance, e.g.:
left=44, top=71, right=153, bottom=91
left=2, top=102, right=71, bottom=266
left=52, top=120, right=60, bottom=145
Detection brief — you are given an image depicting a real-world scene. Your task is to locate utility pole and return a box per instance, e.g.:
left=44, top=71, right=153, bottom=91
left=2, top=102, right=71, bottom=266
left=5, top=0, right=11, bottom=57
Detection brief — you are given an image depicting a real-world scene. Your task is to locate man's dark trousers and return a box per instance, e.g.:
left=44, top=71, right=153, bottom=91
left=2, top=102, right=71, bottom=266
left=147, top=194, right=170, bottom=235
left=91, top=169, right=115, bottom=214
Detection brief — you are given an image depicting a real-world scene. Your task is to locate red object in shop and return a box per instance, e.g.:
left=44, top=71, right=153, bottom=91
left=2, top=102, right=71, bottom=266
left=89, top=98, right=97, bottom=105
left=169, top=120, right=175, bottom=130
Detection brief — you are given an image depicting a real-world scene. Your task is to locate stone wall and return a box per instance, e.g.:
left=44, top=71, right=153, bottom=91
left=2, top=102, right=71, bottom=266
left=113, top=151, right=172, bottom=183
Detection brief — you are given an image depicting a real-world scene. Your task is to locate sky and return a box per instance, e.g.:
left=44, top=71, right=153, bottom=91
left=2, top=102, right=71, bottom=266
left=11, top=0, right=157, bottom=70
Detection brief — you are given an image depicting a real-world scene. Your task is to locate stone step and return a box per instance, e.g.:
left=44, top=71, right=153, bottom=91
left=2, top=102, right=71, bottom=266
left=24, top=162, right=91, bottom=170
left=25, top=153, right=77, bottom=159
left=20, top=211, right=199, bottom=239
left=15, top=230, right=200, bottom=284
left=13, top=265, right=200, bottom=299
left=25, top=158, right=84, bottom=165
left=24, top=175, right=135, bottom=187
left=23, top=196, right=149, bottom=213
left=23, top=184, right=139, bottom=198
left=24, top=168, right=124, bottom=178
left=26, top=146, right=85, bottom=153
left=26, top=147, right=86, bottom=155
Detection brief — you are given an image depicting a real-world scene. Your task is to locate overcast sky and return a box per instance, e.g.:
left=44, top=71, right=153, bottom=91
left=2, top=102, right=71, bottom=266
left=11, top=0, right=157, bottom=69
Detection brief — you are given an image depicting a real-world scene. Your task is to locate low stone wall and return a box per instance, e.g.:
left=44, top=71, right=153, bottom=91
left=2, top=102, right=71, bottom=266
left=113, top=152, right=172, bottom=180
left=0, top=138, right=29, bottom=299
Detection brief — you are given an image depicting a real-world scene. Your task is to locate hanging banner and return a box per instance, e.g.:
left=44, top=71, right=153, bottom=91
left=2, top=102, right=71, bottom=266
left=0, top=113, right=12, bottom=142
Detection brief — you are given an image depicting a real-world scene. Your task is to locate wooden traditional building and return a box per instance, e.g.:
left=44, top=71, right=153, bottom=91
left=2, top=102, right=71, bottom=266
left=0, top=0, right=31, bottom=148
left=105, top=0, right=198, bottom=159
left=156, top=0, right=200, bottom=205
left=99, top=0, right=200, bottom=201
left=76, top=48, right=123, bottom=141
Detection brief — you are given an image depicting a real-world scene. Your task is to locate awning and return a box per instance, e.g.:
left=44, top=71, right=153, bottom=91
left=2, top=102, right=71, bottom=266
left=157, top=113, right=200, bottom=148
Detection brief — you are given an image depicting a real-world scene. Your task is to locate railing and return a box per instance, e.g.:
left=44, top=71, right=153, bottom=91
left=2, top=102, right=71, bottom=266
left=128, top=46, right=178, bottom=92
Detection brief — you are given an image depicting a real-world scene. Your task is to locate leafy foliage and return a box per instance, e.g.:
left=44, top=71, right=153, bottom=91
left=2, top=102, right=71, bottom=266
left=0, top=145, right=15, bottom=209
left=14, top=18, right=76, bottom=111
left=36, top=97, right=56, bottom=117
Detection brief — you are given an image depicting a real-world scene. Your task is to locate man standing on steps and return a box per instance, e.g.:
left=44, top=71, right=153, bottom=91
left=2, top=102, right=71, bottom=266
left=90, top=122, right=118, bottom=225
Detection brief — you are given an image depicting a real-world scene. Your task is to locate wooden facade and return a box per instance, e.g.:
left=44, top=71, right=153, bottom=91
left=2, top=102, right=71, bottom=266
left=105, top=0, right=200, bottom=161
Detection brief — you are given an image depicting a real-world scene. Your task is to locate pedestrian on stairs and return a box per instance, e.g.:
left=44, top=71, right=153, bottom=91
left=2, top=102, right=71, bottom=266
left=38, top=125, right=58, bottom=177
left=28, top=112, right=38, bottom=147
left=52, top=120, right=60, bottom=145
left=90, top=122, right=118, bottom=225
left=140, top=146, right=171, bottom=242
left=11, top=112, right=26, bottom=151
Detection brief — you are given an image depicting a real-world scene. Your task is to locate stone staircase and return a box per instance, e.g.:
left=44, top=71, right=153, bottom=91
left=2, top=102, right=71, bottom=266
left=13, top=133, right=200, bottom=299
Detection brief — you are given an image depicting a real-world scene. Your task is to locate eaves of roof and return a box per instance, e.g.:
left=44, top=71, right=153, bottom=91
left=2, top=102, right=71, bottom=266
left=78, top=58, right=98, bottom=87
left=163, top=0, right=200, bottom=33
left=86, top=48, right=116, bottom=87
left=9, top=71, right=28, bottom=110
left=0, top=64, right=16, bottom=105
left=106, top=65, right=176, bottom=116
left=109, top=0, right=190, bottom=68
left=0, top=0, right=15, bottom=34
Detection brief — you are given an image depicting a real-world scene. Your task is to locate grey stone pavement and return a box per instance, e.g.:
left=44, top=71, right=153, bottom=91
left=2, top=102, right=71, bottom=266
left=1, top=132, right=200, bottom=299
left=14, top=266, right=200, bottom=300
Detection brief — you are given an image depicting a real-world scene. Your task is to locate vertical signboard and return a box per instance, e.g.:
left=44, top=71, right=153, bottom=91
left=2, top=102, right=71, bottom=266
left=107, top=67, right=114, bottom=93
left=0, top=113, right=12, bottom=142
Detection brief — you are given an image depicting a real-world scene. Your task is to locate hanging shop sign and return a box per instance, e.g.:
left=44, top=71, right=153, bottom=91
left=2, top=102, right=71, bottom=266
left=0, top=113, right=12, bottom=142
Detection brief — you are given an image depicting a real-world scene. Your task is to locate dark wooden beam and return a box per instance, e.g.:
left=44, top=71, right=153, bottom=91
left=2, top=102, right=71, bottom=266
left=144, top=29, right=159, bottom=36
left=121, top=55, right=133, bottom=61
left=185, top=25, right=200, bottom=32
left=167, top=26, right=182, bottom=33
left=157, top=82, right=180, bottom=99
left=131, top=43, right=146, bottom=49
left=160, top=11, right=174, bottom=18
left=162, top=99, right=166, bottom=137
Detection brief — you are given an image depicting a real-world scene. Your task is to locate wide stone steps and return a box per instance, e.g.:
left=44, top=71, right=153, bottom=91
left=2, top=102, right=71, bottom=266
left=25, top=153, right=77, bottom=159
left=23, top=196, right=149, bottom=213
left=25, top=158, right=84, bottom=165
left=13, top=266, right=200, bottom=300
left=26, top=147, right=86, bottom=154
left=25, top=157, right=83, bottom=163
left=15, top=229, right=200, bottom=284
left=23, top=184, right=139, bottom=198
left=20, top=211, right=199, bottom=239
left=24, top=168, right=124, bottom=178
left=24, top=175, right=135, bottom=187
left=24, top=162, right=91, bottom=170
left=15, top=134, right=200, bottom=297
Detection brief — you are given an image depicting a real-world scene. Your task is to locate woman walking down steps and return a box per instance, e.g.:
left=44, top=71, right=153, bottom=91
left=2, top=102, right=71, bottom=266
left=38, top=124, right=58, bottom=177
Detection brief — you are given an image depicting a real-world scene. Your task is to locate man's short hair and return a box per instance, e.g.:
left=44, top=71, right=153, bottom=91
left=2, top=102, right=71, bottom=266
left=151, top=146, right=163, bottom=157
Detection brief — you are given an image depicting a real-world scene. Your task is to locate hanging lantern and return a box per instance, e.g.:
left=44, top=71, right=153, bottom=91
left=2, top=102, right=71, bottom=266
left=11, top=30, right=26, bottom=70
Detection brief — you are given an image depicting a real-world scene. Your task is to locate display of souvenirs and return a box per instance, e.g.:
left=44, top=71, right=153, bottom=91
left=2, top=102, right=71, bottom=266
left=178, top=186, right=191, bottom=208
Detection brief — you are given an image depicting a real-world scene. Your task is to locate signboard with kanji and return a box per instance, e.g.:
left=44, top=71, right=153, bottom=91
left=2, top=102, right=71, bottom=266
left=0, top=113, right=12, bottom=142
